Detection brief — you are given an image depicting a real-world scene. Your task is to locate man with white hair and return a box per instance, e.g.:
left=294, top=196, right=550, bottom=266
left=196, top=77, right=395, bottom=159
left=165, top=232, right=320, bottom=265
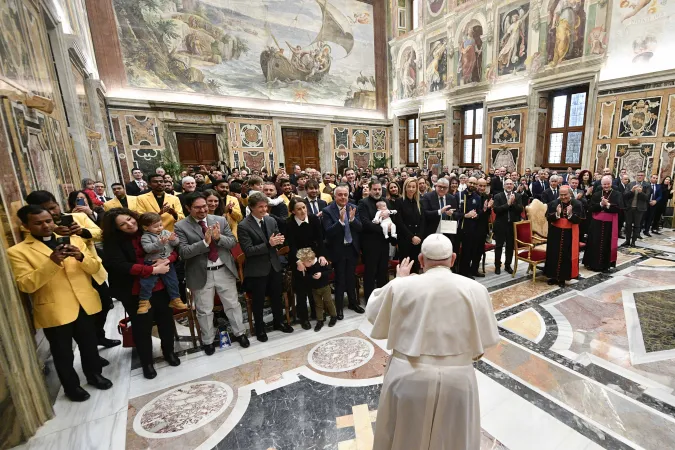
left=544, top=185, right=583, bottom=287
left=367, top=234, right=499, bottom=450
left=492, top=178, right=523, bottom=274
left=541, top=175, right=560, bottom=204
left=582, top=175, right=623, bottom=272
left=177, top=176, right=197, bottom=213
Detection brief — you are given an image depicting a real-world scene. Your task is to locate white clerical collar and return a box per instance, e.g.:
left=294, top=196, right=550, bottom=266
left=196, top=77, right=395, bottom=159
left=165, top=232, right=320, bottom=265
left=295, top=216, right=309, bottom=225
left=42, top=236, right=53, bottom=242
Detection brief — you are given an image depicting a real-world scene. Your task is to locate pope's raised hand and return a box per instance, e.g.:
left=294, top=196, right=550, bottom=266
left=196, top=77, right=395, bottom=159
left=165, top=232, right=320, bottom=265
left=396, top=257, right=414, bottom=278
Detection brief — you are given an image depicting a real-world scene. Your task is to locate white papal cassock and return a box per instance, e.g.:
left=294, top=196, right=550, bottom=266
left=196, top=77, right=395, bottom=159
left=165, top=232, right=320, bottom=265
left=366, top=265, right=499, bottom=450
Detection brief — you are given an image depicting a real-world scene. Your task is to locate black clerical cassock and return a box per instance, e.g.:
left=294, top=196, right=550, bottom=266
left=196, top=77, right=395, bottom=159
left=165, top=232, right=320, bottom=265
left=582, top=189, right=623, bottom=271
left=544, top=199, right=583, bottom=282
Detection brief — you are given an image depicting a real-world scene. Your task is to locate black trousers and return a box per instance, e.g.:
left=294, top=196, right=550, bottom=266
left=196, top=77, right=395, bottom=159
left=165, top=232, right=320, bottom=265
left=643, top=205, right=657, bottom=233
left=247, top=269, right=284, bottom=335
left=292, top=270, right=316, bottom=321
left=120, top=289, right=175, bottom=367
left=458, top=229, right=479, bottom=276
left=472, top=229, right=488, bottom=273
left=494, top=222, right=515, bottom=268
left=653, top=203, right=667, bottom=230
left=333, top=246, right=358, bottom=313
left=618, top=209, right=625, bottom=236
left=362, top=241, right=389, bottom=303
left=43, top=307, right=102, bottom=393
left=92, top=280, right=113, bottom=340
left=625, top=208, right=645, bottom=243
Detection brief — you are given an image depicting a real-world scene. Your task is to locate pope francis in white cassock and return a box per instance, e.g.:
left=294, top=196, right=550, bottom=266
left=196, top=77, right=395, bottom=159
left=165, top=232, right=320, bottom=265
left=366, top=234, right=499, bottom=450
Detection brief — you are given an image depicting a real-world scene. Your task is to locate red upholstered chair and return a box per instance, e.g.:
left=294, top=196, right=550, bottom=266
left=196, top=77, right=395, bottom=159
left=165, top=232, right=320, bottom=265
left=513, top=220, right=547, bottom=282
left=482, top=210, right=497, bottom=273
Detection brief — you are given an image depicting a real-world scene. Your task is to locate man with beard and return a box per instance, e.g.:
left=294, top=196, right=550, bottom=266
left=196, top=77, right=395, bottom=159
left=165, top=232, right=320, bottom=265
left=544, top=186, right=583, bottom=287
left=492, top=178, right=523, bottom=274
left=454, top=177, right=482, bottom=278
left=472, top=178, right=493, bottom=277
left=583, top=176, right=623, bottom=272
left=344, top=168, right=362, bottom=204
left=358, top=180, right=397, bottom=302
left=213, top=179, right=243, bottom=239
left=490, top=166, right=507, bottom=196
left=262, top=182, right=289, bottom=234
left=136, top=174, right=185, bottom=232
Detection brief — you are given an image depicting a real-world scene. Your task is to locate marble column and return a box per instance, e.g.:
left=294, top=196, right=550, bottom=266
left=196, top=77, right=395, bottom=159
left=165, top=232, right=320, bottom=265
left=0, top=241, right=53, bottom=447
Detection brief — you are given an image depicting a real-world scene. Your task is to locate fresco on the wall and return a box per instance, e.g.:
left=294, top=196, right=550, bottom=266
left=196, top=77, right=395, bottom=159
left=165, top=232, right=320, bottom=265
left=546, top=0, right=586, bottom=67
left=497, top=4, right=529, bottom=75
left=491, top=114, right=521, bottom=144
left=113, top=0, right=376, bottom=109
left=618, top=97, right=661, bottom=138
left=457, top=22, right=483, bottom=84
left=427, top=0, right=446, bottom=19
left=426, top=37, right=448, bottom=92
left=422, top=122, right=444, bottom=148
left=398, top=45, right=418, bottom=99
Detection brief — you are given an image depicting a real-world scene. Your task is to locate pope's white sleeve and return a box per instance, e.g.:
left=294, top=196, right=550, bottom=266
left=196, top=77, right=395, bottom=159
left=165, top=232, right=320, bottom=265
left=366, top=284, right=393, bottom=339
left=476, top=286, right=500, bottom=350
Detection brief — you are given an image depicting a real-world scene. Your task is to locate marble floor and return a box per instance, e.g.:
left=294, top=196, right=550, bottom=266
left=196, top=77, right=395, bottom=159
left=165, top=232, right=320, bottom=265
left=13, top=229, right=675, bottom=450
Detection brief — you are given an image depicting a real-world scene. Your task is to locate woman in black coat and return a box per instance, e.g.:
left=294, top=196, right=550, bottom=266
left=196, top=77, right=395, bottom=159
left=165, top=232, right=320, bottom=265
left=395, top=177, right=425, bottom=273
left=101, top=208, right=180, bottom=379
left=653, top=176, right=672, bottom=233
left=285, top=197, right=328, bottom=329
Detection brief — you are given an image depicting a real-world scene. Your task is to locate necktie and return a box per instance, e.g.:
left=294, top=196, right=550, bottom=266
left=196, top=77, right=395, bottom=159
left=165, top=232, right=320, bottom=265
left=199, top=220, right=219, bottom=262
left=652, top=184, right=655, bottom=200
left=553, top=189, right=557, bottom=198
left=99, top=196, right=106, bottom=203
left=344, top=206, right=353, bottom=244
left=259, top=218, right=269, bottom=241
left=311, top=201, right=318, bottom=215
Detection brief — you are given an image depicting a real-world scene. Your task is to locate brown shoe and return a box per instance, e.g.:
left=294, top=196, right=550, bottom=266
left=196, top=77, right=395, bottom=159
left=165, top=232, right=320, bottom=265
left=169, top=298, right=188, bottom=310
left=137, top=299, right=151, bottom=314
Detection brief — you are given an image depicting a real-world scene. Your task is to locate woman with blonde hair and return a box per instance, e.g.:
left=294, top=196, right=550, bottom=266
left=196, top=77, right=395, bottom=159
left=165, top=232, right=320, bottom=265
left=394, top=177, right=425, bottom=273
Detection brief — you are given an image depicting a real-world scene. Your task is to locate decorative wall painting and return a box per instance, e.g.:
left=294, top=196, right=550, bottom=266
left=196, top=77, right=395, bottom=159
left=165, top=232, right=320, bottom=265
left=427, top=0, right=446, bottom=18
left=372, top=129, right=386, bottom=150
left=422, top=123, right=444, bottom=148
left=352, top=129, right=370, bottom=149
left=615, top=143, right=654, bottom=180
left=112, top=0, right=377, bottom=109
left=458, top=22, right=483, bottom=84
left=497, top=4, right=529, bottom=75
left=546, top=0, right=586, bottom=67
left=334, top=127, right=349, bottom=149
left=618, top=97, right=661, bottom=138
left=665, top=95, right=675, bottom=137
left=426, top=37, right=448, bottom=92
left=491, top=114, right=521, bottom=144
left=398, top=45, right=418, bottom=99
left=240, top=124, right=264, bottom=148
left=491, top=148, right=518, bottom=172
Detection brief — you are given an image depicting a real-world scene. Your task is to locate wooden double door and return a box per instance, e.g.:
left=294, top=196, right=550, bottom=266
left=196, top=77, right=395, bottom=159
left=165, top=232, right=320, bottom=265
left=282, top=129, right=320, bottom=170
left=177, top=133, right=218, bottom=166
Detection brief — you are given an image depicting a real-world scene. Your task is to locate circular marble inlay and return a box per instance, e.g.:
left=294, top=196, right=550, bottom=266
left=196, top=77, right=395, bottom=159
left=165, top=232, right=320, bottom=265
left=133, top=381, right=233, bottom=439
left=308, top=337, right=375, bottom=373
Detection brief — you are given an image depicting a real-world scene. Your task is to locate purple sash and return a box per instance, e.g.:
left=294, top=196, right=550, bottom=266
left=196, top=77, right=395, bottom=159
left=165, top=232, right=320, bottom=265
left=592, top=211, right=618, bottom=263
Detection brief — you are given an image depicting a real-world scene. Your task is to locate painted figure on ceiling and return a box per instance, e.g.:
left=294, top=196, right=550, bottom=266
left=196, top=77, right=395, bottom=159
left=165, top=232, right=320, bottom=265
left=458, top=24, right=483, bottom=84
left=547, top=0, right=586, bottom=67
left=498, top=7, right=529, bottom=75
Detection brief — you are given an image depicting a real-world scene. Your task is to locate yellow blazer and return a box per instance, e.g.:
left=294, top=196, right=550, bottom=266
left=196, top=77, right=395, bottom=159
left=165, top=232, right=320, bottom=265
left=136, top=192, right=185, bottom=232
left=319, top=182, right=336, bottom=192
left=103, top=195, right=138, bottom=212
left=321, top=193, right=333, bottom=204
left=224, top=194, right=243, bottom=239
left=8, top=234, right=102, bottom=329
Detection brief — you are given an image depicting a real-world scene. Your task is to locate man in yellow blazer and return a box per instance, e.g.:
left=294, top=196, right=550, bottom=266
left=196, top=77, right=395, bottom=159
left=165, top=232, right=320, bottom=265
left=25, top=190, right=120, bottom=350
left=213, top=179, right=243, bottom=238
left=104, top=183, right=138, bottom=211
left=136, top=174, right=185, bottom=232
left=8, top=205, right=113, bottom=402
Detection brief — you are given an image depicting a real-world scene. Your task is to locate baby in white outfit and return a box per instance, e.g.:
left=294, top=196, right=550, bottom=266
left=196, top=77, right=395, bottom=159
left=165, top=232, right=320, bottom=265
left=373, top=200, right=397, bottom=238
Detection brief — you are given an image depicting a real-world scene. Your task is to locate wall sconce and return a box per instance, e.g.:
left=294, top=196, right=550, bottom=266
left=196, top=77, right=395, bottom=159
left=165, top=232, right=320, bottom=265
left=26, top=95, right=55, bottom=114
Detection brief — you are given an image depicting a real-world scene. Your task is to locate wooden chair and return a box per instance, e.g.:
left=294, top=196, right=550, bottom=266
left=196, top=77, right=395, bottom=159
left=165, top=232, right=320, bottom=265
left=173, top=290, right=199, bottom=349
left=235, top=245, right=293, bottom=336
left=513, top=220, right=547, bottom=282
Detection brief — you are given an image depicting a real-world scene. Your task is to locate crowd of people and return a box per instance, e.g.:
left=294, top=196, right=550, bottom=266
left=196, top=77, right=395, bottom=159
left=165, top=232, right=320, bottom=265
left=7, top=161, right=672, bottom=403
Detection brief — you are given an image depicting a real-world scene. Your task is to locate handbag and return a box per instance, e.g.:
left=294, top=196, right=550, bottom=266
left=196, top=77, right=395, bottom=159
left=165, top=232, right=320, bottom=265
left=118, top=315, right=135, bottom=348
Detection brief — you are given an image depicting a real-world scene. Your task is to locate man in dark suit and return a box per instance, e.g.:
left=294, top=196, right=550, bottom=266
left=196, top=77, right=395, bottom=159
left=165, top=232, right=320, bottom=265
left=492, top=178, right=524, bottom=274
left=289, top=164, right=302, bottom=186
left=262, top=182, right=289, bottom=234
left=472, top=178, right=493, bottom=277
left=358, top=180, right=397, bottom=303
left=643, top=173, right=662, bottom=237
left=490, top=167, right=506, bottom=196
left=322, top=185, right=364, bottom=319
left=530, top=171, right=549, bottom=202
left=622, top=171, right=651, bottom=247
left=615, top=174, right=630, bottom=238
left=237, top=192, right=294, bottom=341
left=125, top=168, right=148, bottom=196
left=93, top=181, right=111, bottom=204
left=421, top=178, right=459, bottom=239
left=541, top=175, right=561, bottom=204
left=454, top=177, right=482, bottom=278
left=344, top=168, right=362, bottom=204
left=305, top=180, right=328, bottom=215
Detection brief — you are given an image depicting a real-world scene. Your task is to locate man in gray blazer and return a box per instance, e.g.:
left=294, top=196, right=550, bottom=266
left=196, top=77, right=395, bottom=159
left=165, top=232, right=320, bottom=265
left=622, top=171, right=652, bottom=247
left=238, top=192, right=294, bottom=342
left=175, top=192, right=249, bottom=353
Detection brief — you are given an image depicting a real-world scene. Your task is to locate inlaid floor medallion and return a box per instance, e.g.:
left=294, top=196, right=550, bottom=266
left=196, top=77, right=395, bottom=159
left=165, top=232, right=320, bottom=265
left=308, top=337, right=375, bottom=372
left=133, top=381, right=233, bottom=438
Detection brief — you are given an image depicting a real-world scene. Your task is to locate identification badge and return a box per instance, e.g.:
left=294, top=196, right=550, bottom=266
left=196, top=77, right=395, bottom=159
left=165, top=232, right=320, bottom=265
left=439, top=220, right=458, bottom=235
